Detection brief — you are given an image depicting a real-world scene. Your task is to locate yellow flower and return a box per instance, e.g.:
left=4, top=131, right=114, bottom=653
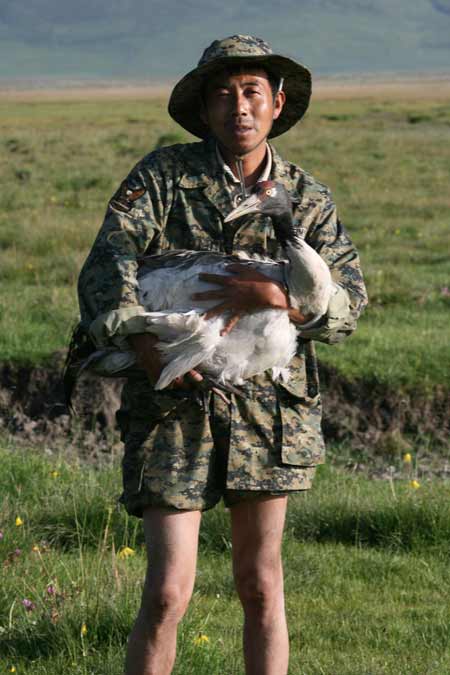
left=403, top=453, right=412, bottom=463
left=193, top=633, right=210, bottom=646
left=80, top=623, right=88, bottom=636
left=410, top=480, right=420, bottom=489
left=118, top=546, right=135, bottom=559
left=15, top=517, right=24, bottom=527
left=31, top=544, right=40, bottom=553
left=9, top=667, right=16, bottom=673
left=50, top=470, right=59, bottom=479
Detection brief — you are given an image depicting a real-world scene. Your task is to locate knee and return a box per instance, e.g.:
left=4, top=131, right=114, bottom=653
left=140, top=582, right=192, bottom=626
left=234, top=564, right=283, bottom=615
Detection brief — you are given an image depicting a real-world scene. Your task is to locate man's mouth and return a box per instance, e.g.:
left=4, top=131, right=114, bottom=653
left=228, top=122, right=253, bottom=134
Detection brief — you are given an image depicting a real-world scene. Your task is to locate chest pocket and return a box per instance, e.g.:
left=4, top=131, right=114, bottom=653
left=162, top=186, right=225, bottom=252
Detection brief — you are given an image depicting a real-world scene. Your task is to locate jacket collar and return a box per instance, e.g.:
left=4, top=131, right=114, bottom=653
left=178, top=137, right=301, bottom=218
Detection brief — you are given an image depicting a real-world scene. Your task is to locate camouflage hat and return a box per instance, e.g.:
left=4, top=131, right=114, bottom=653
left=168, top=35, right=311, bottom=140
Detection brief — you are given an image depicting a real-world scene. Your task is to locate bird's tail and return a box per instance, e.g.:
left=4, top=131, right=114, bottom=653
left=62, top=322, right=97, bottom=411
left=63, top=324, right=138, bottom=411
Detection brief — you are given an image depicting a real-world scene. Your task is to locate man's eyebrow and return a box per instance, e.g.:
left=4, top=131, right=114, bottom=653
left=211, top=79, right=264, bottom=90
left=241, top=79, right=264, bottom=87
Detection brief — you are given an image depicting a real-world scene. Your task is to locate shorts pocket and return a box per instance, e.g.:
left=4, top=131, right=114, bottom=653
left=276, top=382, right=325, bottom=467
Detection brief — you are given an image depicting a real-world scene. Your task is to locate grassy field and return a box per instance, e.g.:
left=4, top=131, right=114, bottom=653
left=0, top=89, right=449, bottom=391
left=2, top=442, right=450, bottom=674
left=1, top=85, right=449, bottom=674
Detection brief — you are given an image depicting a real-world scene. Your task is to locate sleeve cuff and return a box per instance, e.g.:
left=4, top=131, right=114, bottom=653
left=88, top=306, right=157, bottom=349
left=297, top=283, right=351, bottom=341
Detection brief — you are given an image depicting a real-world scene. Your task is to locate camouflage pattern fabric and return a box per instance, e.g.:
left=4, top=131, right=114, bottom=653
left=118, top=377, right=315, bottom=515
left=168, top=34, right=312, bottom=139
left=78, top=137, right=368, bottom=514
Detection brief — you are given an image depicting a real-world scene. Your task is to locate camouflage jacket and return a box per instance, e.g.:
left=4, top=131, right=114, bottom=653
left=78, top=137, right=368, bottom=469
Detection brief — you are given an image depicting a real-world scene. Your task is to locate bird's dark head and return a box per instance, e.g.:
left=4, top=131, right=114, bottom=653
left=224, top=180, right=296, bottom=246
left=224, top=181, right=291, bottom=222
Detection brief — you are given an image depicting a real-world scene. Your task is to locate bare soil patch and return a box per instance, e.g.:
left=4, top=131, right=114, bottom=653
left=313, top=74, right=450, bottom=100
left=1, top=356, right=448, bottom=473
left=0, top=81, right=173, bottom=102
left=1, top=75, right=449, bottom=103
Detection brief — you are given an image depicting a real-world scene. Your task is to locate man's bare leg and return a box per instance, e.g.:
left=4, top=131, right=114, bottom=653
left=230, top=496, right=289, bottom=675
left=124, top=507, right=202, bottom=675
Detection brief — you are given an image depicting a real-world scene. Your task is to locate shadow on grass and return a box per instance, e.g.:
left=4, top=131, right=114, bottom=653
left=32, top=501, right=233, bottom=554
left=31, top=502, right=144, bottom=552
left=286, top=493, right=450, bottom=553
left=30, top=490, right=450, bottom=555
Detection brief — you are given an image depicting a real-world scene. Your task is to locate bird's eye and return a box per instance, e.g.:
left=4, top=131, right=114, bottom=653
left=265, top=188, right=273, bottom=196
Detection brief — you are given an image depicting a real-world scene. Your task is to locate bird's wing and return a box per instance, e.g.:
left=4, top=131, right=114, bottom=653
left=138, top=253, right=285, bottom=312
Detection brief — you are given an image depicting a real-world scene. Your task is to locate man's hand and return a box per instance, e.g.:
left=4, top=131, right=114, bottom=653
left=192, top=262, right=314, bottom=334
left=129, top=333, right=203, bottom=390
left=192, top=262, right=290, bottom=335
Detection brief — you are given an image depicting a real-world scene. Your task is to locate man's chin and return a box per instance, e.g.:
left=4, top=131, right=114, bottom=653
left=219, top=134, right=265, bottom=158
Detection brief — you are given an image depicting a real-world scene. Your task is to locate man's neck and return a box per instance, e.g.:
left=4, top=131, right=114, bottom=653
left=218, top=142, right=268, bottom=187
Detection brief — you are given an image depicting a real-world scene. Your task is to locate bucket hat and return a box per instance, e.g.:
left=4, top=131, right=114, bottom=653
left=168, top=35, right=311, bottom=139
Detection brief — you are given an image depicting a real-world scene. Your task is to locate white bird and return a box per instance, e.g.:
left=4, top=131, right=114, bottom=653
left=65, top=181, right=334, bottom=401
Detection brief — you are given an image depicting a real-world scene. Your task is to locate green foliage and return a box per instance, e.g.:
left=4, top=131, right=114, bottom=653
left=0, top=95, right=449, bottom=392
left=2, top=444, right=450, bottom=674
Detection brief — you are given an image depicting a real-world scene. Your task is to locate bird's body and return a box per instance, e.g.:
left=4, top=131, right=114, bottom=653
left=70, top=182, right=335, bottom=394
left=138, top=251, right=298, bottom=388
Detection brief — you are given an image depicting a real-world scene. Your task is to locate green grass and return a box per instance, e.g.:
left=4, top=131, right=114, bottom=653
left=0, top=96, right=449, bottom=389
left=2, top=442, right=450, bottom=674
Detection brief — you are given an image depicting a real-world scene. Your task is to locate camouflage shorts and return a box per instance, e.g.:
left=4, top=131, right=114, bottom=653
left=117, top=378, right=316, bottom=517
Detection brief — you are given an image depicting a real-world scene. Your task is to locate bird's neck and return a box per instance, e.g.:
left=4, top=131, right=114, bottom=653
left=272, top=211, right=299, bottom=248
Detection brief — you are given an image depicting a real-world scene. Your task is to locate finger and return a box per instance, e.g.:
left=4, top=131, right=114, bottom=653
left=171, top=375, right=185, bottom=389
left=211, top=387, right=231, bottom=404
left=204, top=301, right=232, bottom=320
left=220, top=312, right=243, bottom=336
left=226, top=264, right=267, bottom=281
left=187, top=369, right=203, bottom=383
left=198, top=273, right=233, bottom=285
left=192, top=289, right=229, bottom=301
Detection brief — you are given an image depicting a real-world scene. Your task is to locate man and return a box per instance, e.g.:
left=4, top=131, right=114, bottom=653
left=78, top=35, right=367, bottom=675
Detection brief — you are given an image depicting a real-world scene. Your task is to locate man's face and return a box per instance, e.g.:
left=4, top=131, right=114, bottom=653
left=201, top=68, right=285, bottom=157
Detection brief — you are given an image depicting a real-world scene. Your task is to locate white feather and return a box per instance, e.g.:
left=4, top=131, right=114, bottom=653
left=86, top=192, right=334, bottom=390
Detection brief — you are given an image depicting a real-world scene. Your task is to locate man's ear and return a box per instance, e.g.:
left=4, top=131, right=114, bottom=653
left=273, top=90, right=286, bottom=121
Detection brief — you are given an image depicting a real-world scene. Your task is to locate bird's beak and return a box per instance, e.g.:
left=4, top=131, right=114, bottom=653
left=224, top=193, right=262, bottom=222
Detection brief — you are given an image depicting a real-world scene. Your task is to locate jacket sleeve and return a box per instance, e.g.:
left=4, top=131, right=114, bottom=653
left=77, top=156, right=172, bottom=348
left=296, top=187, right=368, bottom=344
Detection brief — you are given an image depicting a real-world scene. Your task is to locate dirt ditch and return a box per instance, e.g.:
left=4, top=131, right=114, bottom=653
left=1, top=354, right=449, bottom=472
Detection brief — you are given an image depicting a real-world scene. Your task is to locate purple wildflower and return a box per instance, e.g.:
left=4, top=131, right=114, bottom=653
left=22, top=598, right=35, bottom=612
left=0, top=531, right=3, bottom=541
left=46, top=584, right=56, bottom=596
left=14, top=548, right=21, bottom=557
left=441, top=286, right=450, bottom=297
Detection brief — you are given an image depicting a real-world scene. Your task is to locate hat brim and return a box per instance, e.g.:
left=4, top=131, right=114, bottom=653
left=168, top=54, right=311, bottom=140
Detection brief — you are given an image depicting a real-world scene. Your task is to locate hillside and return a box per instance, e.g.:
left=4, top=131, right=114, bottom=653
left=1, top=0, right=450, bottom=79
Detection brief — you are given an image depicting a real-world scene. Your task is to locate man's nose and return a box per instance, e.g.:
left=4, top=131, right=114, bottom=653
left=231, top=91, right=249, bottom=116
